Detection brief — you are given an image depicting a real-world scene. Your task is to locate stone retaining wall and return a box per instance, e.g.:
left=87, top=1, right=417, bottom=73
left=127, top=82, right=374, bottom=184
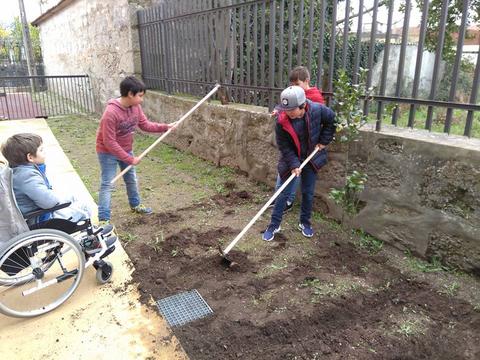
left=143, top=90, right=480, bottom=274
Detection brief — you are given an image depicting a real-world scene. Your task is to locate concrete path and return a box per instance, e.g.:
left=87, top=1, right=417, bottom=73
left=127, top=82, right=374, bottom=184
left=0, top=93, right=46, bottom=120
left=0, top=119, right=187, bottom=360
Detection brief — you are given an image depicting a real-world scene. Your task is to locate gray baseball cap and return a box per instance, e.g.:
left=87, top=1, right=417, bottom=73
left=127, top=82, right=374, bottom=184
left=277, top=85, right=306, bottom=110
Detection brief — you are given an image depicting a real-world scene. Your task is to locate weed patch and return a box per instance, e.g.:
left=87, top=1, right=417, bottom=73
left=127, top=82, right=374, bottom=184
left=354, top=230, right=383, bottom=254
left=405, top=251, right=449, bottom=273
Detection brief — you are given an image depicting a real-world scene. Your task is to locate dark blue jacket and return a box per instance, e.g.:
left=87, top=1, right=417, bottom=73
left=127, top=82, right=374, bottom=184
left=276, top=100, right=336, bottom=180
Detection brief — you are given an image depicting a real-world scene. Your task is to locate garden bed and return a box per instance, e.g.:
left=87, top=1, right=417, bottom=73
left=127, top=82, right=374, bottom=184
left=122, top=189, right=480, bottom=359
left=49, top=115, right=480, bottom=359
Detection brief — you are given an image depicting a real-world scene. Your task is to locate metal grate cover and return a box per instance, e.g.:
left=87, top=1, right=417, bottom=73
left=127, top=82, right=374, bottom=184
left=156, top=289, right=213, bottom=327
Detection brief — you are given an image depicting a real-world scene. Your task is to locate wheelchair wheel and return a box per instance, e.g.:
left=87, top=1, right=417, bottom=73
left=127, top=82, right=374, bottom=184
left=0, top=229, right=85, bottom=318
left=96, top=261, right=113, bottom=284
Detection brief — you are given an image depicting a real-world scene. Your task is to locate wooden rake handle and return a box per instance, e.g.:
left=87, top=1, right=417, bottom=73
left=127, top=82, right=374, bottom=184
left=110, top=84, right=221, bottom=184
left=222, top=147, right=320, bottom=255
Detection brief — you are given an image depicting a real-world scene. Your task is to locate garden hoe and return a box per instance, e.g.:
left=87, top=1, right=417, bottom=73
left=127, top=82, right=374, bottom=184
left=220, top=147, right=320, bottom=267
left=110, top=83, right=221, bottom=184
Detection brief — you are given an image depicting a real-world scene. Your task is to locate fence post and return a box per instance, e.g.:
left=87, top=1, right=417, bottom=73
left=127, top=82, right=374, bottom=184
left=133, top=0, right=479, bottom=137
left=268, top=0, right=276, bottom=111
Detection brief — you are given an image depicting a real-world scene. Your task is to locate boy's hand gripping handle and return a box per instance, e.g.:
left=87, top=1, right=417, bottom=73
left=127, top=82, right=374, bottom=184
left=110, top=84, right=221, bottom=184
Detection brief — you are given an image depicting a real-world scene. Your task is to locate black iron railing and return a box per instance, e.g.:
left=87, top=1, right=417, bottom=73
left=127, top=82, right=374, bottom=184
left=138, top=0, right=480, bottom=137
left=0, top=75, right=94, bottom=120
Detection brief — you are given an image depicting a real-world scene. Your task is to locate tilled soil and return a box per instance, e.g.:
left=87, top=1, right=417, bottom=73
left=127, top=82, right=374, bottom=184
left=121, top=190, right=480, bottom=360
left=48, top=113, right=480, bottom=359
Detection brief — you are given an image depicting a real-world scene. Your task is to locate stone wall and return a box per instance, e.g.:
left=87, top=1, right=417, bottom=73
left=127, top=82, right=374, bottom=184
left=34, top=0, right=152, bottom=111
left=143, top=90, right=480, bottom=274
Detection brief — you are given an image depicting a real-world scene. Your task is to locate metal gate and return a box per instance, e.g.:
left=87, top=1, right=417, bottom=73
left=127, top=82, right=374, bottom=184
left=0, top=75, right=94, bottom=120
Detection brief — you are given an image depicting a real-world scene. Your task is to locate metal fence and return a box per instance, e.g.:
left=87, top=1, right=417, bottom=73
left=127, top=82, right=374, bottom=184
left=0, top=75, right=94, bottom=120
left=138, top=0, right=480, bottom=137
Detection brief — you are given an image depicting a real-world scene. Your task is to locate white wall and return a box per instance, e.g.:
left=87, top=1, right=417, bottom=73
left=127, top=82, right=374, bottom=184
left=371, top=44, right=445, bottom=98
left=36, top=0, right=151, bottom=111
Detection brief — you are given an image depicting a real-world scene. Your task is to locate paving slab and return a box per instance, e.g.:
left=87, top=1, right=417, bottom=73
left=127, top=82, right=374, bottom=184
left=0, top=93, right=46, bottom=120
left=0, top=119, right=188, bottom=360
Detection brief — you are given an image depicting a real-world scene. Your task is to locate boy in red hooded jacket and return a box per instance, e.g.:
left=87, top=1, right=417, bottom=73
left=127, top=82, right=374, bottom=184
left=290, top=66, right=325, bottom=105
left=96, top=76, right=177, bottom=224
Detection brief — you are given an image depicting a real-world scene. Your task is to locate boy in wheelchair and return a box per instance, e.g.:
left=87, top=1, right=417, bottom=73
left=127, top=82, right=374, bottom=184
left=0, top=134, right=118, bottom=317
left=1, top=133, right=116, bottom=254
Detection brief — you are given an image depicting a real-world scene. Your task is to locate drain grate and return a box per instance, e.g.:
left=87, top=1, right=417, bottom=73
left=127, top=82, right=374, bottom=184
left=156, top=289, right=213, bottom=327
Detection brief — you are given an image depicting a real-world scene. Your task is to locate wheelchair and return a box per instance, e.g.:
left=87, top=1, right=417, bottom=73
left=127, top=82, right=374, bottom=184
left=0, top=163, right=116, bottom=318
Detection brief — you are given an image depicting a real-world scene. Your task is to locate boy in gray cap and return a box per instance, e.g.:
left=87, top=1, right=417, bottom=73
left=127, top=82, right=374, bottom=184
left=263, top=86, right=336, bottom=241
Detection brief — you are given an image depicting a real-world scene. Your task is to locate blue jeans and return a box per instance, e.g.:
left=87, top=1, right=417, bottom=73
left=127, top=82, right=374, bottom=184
left=97, top=152, right=141, bottom=221
left=270, top=164, right=317, bottom=228
left=275, top=173, right=299, bottom=204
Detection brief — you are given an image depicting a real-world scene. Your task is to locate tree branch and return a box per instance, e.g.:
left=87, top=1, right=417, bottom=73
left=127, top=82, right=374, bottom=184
left=336, top=1, right=388, bottom=26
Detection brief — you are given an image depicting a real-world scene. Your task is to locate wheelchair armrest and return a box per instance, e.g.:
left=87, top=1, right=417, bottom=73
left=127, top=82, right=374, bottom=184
left=24, top=202, right=72, bottom=220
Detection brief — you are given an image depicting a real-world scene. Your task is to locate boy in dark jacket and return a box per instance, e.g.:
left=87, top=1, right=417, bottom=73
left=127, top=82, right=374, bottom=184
left=96, top=76, right=177, bottom=224
left=263, top=86, right=335, bottom=241
left=270, top=66, right=325, bottom=212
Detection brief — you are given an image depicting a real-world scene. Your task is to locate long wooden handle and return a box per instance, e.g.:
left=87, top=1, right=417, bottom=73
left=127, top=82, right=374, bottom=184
left=223, top=147, right=320, bottom=255
left=110, top=84, right=221, bottom=184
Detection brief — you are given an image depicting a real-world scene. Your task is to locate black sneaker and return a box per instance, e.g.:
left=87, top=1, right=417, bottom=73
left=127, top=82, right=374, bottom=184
left=83, top=235, right=117, bottom=255
left=283, top=201, right=294, bottom=214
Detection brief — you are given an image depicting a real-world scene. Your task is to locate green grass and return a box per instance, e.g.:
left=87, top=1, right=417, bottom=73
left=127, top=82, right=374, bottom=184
left=48, top=114, right=238, bottom=206
left=396, top=319, right=424, bottom=337
left=368, top=104, right=480, bottom=138
left=116, top=230, right=138, bottom=245
left=312, top=211, right=344, bottom=232
left=134, top=132, right=235, bottom=193
left=404, top=250, right=449, bottom=273
left=148, top=231, right=165, bottom=253
left=256, top=254, right=293, bottom=278
left=32, top=89, right=92, bottom=115
left=300, top=277, right=363, bottom=302
left=438, top=281, right=460, bottom=297
left=251, top=289, right=276, bottom=307
left=354, top=230, right=384, bottom=254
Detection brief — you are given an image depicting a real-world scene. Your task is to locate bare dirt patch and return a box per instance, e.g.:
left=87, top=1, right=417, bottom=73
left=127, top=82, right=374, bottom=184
left=49, top=116, right=480, bottom=360
left=121, top=187, right=480, bottom=360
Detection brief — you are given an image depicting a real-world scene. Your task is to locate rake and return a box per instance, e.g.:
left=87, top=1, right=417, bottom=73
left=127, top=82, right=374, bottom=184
left=111, top=84, right=221, bottom=184
left=220, top=147, right=320, bottom=267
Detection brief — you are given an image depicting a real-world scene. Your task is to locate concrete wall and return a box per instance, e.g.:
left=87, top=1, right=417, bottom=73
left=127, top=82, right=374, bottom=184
left=143, top=91, right=480, bottom=274
left=371, top=45, right=445, bottom=98
left=35, top=0, right=152, bottom=111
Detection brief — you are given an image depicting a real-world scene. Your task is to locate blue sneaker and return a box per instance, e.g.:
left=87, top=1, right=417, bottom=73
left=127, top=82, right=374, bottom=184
left=131, top=204, right=153, bottom=215
left=262, top=225, right=281, bottom=242
left=298, top=223, right=314, bottom=238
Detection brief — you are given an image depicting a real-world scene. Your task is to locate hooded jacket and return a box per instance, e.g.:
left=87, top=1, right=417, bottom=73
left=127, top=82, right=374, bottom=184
left=305, top=87, right=325, bottom=105
left=11, top=163, right=61, bottom=217
left=276, top=100, right=336, bottom=180
left=96, top=99, right=169, bottom=164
